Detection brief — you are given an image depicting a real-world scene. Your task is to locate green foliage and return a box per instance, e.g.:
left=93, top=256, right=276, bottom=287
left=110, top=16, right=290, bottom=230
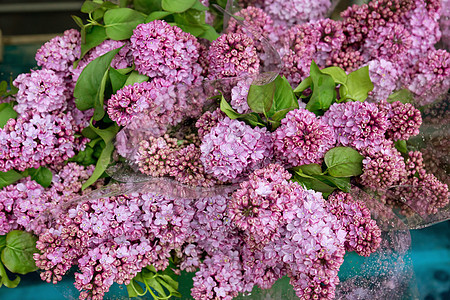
left=394, top=140, right=408, bottom=154
left=246, top=79, right=276, bottom=114
left=0, top=103, right=18, bottom=129
left=161, top=0, right=196, bottom=13
left=387, top=89, right=414, bottom=104
left=306, top=61, right=336, bottom=114
left=81, top=25, right=107, bottom=59
left=25, top=167, right=53, bottom=188
left=104, top=8, right=146, bottom=40
left=0, top=170, right=23, bottom=189
left=339, top=66, right=373, bottom=102
left=324, top=147, right=364, bottom=177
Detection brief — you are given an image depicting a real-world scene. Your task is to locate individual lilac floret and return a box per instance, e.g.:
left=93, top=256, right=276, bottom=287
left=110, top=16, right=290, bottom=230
left=263, top=0, right=331, bottom=27
left=207, top=33, right=260, bottom=80
left=200, top=117, right=272, bottom=182
left=386, top=101, right=422, bottom=141
left=195, top=108, right=226, bottom=140
left=363, top=22, right=412, bottom=62
left=326, top=191, right=382, bottom=257
left=107, top=82, right=152, bottom=126
left=366, top=59, right=400, bottom=102
left=230, top=77, right=252, bottom=114
left=130, top=20, right=203, bottom=85
left=13, top=69, right=66, bottom=114
left=359, top=140, right=407, bottom=191
left=35, top=29, right=81, bottom=72
left=273, top=108, right=336, bottom=167
left=322, top=101, right=389, bottom=150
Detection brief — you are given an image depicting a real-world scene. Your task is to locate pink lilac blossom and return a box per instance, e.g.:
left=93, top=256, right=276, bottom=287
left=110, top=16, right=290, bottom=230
left=200, top=117, right=272, bottom=182
left=263, top=0, right=331, bottom=27
left=195, top=108, right=226, bottom=140
left=312, top=19, right=346, bottom=67
left=137, top=134, right=179, bottom=177
left=207, top=33, right=260, bottom=80
left=366, top=59, right=401, bottom=101
left=325, top=47, right=364, bottom=73
left=322, top=101, right=389, bottom=150
left=230, top=77, right=252, bottom=114
left=359, top=139, right=407, bottom=191
left=0, top=112, right=78, bottom=172
left=35, top=29, right=81, bottom=72
left=326, top=191, right=382, bottom=257
left=130, top=20, right=203, bottom=85
left=386, top=101, right=422, bottom=141
left=273, top=108, right=336, bottom=167
left=13, top=69, right=67, bottom=114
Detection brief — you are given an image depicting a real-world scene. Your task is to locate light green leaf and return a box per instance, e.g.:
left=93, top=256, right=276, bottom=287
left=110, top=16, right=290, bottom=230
left=321, top=66, right=347, bottom=85
left=198, top=24, right=220, bottom=41
left=324, top=147, right=364, bottom=177
left=268, top=75, right=298, bottom=117
left=0, top=103, right=18, bottom=128
left=220, top=96, right=241, bottom=119
left=387, top=89, right=414, bottom=104
left=162, top=0, right=196, bottom=13
left=291, top=163, right=323, bottom=176
left=247, top=79, right=276, bottom=114
left=294, top=77, right=312, bottom=94
left=343, top=66, right=374, bottom=102
left=124, top=71, right=149, bottom=86
left=395, top=140, right=408, bottom=154
left=0, top=261, right=20, bottom=288
left=2, top=230, right=38, bottom=274
left=104, top=8, right=146, bottom=40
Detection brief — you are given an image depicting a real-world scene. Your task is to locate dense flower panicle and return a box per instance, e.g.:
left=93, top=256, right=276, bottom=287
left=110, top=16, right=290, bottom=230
left=326, top=191, right=382, bottom=257
left=366, top=59, right=400, bottom=101
left=200, top=117, right=273, bottom=182
left=137, top=134, right=180, bottom=177
left=0, top=112, right=78, bottom=172
left=227, top=6, right=274, bottom=41
left=359, top=140, right=407, bottom=190
left=13, top=69, right=67, bottom=114
left=386, top=101, right=422, bottom=141
left=130, top=20, right=203, bottom=85
left=312, top=19, right=346, bottom=66
left=322, top=101, right=389, bottom=150
left=230, top=77, right=252, bottom=114
left=195, top=108, right=226, bottom=140
left=107, top=82, right=153, bottom=126
left=263, top=0, right=331, bottom=26
left=325, top=47, right=364, bottom=73
left=273, top=108, right=336, bottom=167
left=363, top=22, right=412, bottom=62
left=35, top=29, right=81, bottom=72
left=207, top=33, right=260, bottom=80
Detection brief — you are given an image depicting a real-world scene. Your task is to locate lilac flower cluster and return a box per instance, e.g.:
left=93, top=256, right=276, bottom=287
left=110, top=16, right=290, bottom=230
left=386, top=101, right=422, bottom=141
left=367, top=59, right=400, bottom=101
left=207, top=33, right=260, bottom=79
left=35, top=192, right=195, bottom=300
left=273, top=108, right=336, bottom=167
left=326, top=191, right=382, bottom=257
left=200, top=117, right=272, bottom=182
left=322, top=101, right=389, bottom=150
left=195, top=108, right=226, bottom=140
left=130, top=20, right=203, bottom=85
left=263, top=0, right=331, bottom=27
left=35, top=29, right=81, bottom=72
left=230, top=77, right=252, bottom=114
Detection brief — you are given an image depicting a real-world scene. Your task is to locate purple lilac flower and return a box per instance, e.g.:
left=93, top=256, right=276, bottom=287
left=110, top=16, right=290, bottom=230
left=207, top=33, right=260, bottom=80
left=386, top=101, right=422, bottom=141
left=322, top=101, right=389, bottom=150
left=0, top=112, right=78, bottom=172
left=273, top=108, right=336, bottom=167
left=130, top=20, right=203, bottom=85
left=359, top=139, right=407, bottom=190
left=230, top=77, right=252, bottom=114
left=195, top=108, right=226, bottom=140
left=312, top=19, right=346, bottom=67
left=200, top=117, right=272, bottom=182
left=137, top=134, right=179, bottom=177
left=326, top=191, right=382, bottom=257
left=13, top=69, right=67, bottom=114
left=263, top=0, right=331, bottom=27
left=366, top=59, right=401, bottom=102
left=325, top=47, right=364, bottom=73
left=35, top=29, right=81, bottom=72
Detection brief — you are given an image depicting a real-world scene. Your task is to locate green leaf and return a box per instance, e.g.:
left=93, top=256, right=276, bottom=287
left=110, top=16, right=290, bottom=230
left=27, top=167, right=53, bottom=188
left=81, top=25, right=107, bottom=59
left=109, top=68, right=129, bottom=93
left=0, top=261, right=20, bottom=288
left=395, top=140, right=408, bottom=154
left=162, top=0, right=196, bottom=13
left=1, top=230, right=38, bottom=275
left=126, top=279, right=146, bottom=297
left=268, top=75, right=298, bottom=116
left=324, top=147, right=364, bottom=177
left=104, top=8, right=146, bottom=40
left=220, top=96, right=242, bottom=119
left=314, top=175, right=351, bottom=193
left=342, top=66, right=373, bottom=102
left=71, top=15, right=85, bottom=29
left=291, top=172, right=336, bottom=196
left=0, top=236, right=5, bottom=250
left=147, top=277, right=168, bottom=297
left=247, top=79, right=276, bottom=114
left=321, top=66, right=347, bottom=85
left=306, top=61, right=336, bottom=113
left=198, top=24, right=220, bottom=41
left=191, top=0, right=208, bottom=11
left=291, top=163, right=323, bottom=176
left=0, top=103, right=18, bottom=128
left=387, top=89, right=414, bottom=104
left=81, top=1, right=102, bottom=13
left=69, top=145, right=97, bottom=166
left=294, top=77, right=312, bottom=94
left=0, top=81, right=7, bottom=96
left=124, top=71, right=149, bottom=86
left=133, top=0, right=162, bottom=14
left=0, top=170, right=23, bottom=189
left=74, top=47, right=121, bottom=111
left=145, top=11, right=173, bottom=22
left=176, top=23, right=205, bottom=36
left=93, top=68, right=109, bottom=121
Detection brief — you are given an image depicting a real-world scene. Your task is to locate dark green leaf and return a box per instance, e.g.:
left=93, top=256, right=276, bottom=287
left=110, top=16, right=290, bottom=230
left=271, top=107, right=295, bottom=122
left=343, top=66, right=373, bottom=102
left=104, top=8, right=146, bottom=40
left=162, top=0, right=196, bottom=13
left=27, top=167, right=53, bottom=188
left=247, top=79, right=276, bottom=114
left=291, top=172, right=336, bottom=196
left=81, top=126, right=99, bottom=140
left=268, top=75, right=298, bottom=117
left=0, top=81, right=7, bottom=95
left=74, top=47, right=121, bottom=111
left=2, top=230, right=38, bottom=274
left=71, top=15, right=85, bottom=29
left=0, top=236, right=5, bottom=250
left=306, top=61, right=336, bottom=113
left=124, top=71, right=149, bottom=86
left=314, top=175, right=351, bottom=193
left=69, top=145, right=97, bottom=166
left=0, top=261, right=20, bottom=288
left=324, top=147, right=364, bottom=177
left=291, top=163, right=323, bottom=176
left=239, top=112, right=266, bottom=127
left=220, top=96, right=241, bottom=119
left=145, top=11, right=173, bottom=22
left=0, top=103, right=18, bottom=128
left=321, top=66, right=347, bottom=85
left=109, top=68, right=129, bottom=93
left=81, top=25, right=107, bottom=59
left=387, top=89, right=414, bottom=104
left=0, top=170, right=23, bottom=189
left=147, top=277, right=168, bottom=297
left=133, top=0, right=162, bottom=14
left=93, top=68, right=109, bottom=121
left=395, top=140, right=408, bottom=154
